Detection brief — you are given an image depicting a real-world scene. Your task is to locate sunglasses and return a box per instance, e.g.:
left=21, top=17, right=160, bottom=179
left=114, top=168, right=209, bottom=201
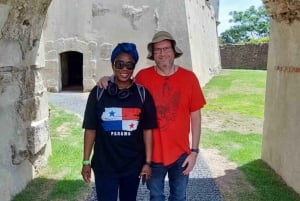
left=114, top=60, right=136, bottom=70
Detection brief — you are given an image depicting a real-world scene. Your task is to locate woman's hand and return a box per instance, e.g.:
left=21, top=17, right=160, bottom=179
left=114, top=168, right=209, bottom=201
left=81, top=164, right=92, bottom=183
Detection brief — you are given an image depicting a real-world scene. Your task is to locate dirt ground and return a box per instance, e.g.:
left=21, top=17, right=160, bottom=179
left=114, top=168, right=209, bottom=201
left=200, top=111, right=262, bottom=200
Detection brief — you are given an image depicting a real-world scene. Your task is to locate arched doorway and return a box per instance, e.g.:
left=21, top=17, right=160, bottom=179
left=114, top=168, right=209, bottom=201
left=60, top=51, right=83, bottom=91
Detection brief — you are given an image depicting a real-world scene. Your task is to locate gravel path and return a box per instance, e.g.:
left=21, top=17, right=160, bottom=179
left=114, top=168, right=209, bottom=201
left=48, top=92, right=223, bottom=201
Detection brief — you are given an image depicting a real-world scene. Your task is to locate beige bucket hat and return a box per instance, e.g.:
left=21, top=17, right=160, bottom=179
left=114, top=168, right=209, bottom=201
left=147, top=31, right=183, bottom=60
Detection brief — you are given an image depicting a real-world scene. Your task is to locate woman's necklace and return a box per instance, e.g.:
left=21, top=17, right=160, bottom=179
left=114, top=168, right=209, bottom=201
left=155, top=65, right=176, bottom=80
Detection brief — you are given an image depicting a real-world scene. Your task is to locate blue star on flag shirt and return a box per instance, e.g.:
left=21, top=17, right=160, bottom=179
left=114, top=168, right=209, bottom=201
left=101, top=107, right=141, bottom=131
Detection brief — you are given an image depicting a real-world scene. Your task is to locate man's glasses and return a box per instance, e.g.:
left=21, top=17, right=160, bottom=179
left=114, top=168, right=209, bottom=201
left=114, top=60, right=135, bottom=70
left=153, top=46, right=173, bottom=54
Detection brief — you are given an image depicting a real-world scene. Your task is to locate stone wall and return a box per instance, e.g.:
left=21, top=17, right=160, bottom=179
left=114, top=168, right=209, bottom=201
left=220, top=43, right=268, bottom=70
left=0, top=1, right=52, bottom=201
left=1, top=0, right=300, bottom=199
left=262, top=0, right=300, bottom=195
left=41, top=0, right=221, bottom=92
left=0, top=0, right=220, bottom=200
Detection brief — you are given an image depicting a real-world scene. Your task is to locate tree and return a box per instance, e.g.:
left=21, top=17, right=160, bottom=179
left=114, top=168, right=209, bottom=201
left=220, top=5, right=270, bottom=44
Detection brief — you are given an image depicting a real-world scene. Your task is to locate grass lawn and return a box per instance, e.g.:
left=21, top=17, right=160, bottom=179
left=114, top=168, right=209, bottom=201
left=202, top=69, right=300, bottom=201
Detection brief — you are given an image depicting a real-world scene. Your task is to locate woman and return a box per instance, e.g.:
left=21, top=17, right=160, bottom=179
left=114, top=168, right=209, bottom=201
left=81, top=43, right=157, bottom=201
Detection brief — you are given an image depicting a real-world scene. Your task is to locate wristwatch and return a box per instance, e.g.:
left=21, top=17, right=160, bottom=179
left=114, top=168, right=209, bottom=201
left=145, top=161, right=152, bottom=166
left=191, top=148, right=199, bottom=154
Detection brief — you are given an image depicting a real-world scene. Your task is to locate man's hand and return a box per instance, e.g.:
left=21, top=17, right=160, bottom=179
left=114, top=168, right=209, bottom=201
left=97, top=76, right=110, bottom=89
left=181, top=152, right=197, bottom=175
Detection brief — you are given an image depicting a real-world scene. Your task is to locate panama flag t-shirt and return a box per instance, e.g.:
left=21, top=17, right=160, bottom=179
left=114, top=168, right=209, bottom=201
left=101, top=107, right=141, bottom=134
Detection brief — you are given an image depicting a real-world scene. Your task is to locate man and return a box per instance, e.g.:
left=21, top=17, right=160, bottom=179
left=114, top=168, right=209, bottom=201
left=99, top=31, right=206, bottom=201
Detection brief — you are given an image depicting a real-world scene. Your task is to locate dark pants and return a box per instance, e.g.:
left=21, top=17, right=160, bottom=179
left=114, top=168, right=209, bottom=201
left=94, top=171, right=140, bottom=201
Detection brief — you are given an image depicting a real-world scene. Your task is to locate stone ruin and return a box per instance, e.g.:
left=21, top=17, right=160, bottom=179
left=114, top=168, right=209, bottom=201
left=262, top=0, right=300, bottom=195
left=1, top=0, right=300, bottom=200
left=0, top=0, right=220, bottom=200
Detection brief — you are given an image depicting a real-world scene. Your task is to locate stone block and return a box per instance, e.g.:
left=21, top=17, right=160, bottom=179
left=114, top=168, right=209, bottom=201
left=45, top=50, right=58, bottom=60
left=88, top=41, right=98, bottom=59
left=83, top=78, right=96, bottom=92
left=45, top=40, right=54, bottom=52
left=99, top=43, right=112, bottom=60
left=54, top=38, right=65, bottom=51
left=64, top=37, right=77, bottom=50
left=84, top=60, right=96, bottom=78
left=76, top=39, right=88, bottom=53
left=46, top=79, right=59, bottom=92
left=34, top=95, right=49, bottom=120
left=44, top=60, right=59, bottom=70
left=27, top=119, right=49, bottom=155
left=18, top=98, right=35, bottom=121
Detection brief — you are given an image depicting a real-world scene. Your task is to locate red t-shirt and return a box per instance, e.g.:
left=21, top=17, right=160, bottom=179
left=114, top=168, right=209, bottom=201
left=135, top=66, right=206, bottom=165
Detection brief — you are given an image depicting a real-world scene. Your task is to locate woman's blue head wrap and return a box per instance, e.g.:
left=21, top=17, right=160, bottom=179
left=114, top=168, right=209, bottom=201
left=110, top=43, right=139, bottom=64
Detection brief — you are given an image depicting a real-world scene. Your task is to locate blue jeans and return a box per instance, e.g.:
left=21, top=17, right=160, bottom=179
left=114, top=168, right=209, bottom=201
left=148, top=154, right=189, bottom=201
left=94, top=171, right=140, bottom=201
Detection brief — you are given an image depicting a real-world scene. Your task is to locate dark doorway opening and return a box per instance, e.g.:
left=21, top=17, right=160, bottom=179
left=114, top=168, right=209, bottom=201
left=60, top=51, right=83, bottom=91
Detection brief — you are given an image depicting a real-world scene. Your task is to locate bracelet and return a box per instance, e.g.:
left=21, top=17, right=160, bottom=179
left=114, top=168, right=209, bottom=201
left=82, top=160, right=91, bottom=165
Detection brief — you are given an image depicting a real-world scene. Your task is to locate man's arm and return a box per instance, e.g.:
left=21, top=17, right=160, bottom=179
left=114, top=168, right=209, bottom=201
left=97, top=76, right=114, bottom=89
left=182, top=109, right=201, bottom=175
left=191, top=109, right=201, bottom=150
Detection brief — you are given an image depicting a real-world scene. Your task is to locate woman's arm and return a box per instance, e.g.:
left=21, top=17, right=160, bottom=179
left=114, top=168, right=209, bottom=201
left=81, top=129, right=96, bottom=183
left=140, top=129, right=152, bottom=180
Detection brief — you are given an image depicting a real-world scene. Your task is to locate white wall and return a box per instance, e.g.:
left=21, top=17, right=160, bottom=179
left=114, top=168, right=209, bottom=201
left=262, top=20, right=300, bottom=194
left=42, top=0, right=221, bottom=91
left=186, top=0, right=221, bottom=86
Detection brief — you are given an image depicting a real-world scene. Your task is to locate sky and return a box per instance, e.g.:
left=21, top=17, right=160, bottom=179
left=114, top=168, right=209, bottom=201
left=218, top=0, right=263, bottom=35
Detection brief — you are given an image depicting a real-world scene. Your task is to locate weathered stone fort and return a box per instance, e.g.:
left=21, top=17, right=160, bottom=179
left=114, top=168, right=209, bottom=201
left=0, top=0, right=300, bottom=200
